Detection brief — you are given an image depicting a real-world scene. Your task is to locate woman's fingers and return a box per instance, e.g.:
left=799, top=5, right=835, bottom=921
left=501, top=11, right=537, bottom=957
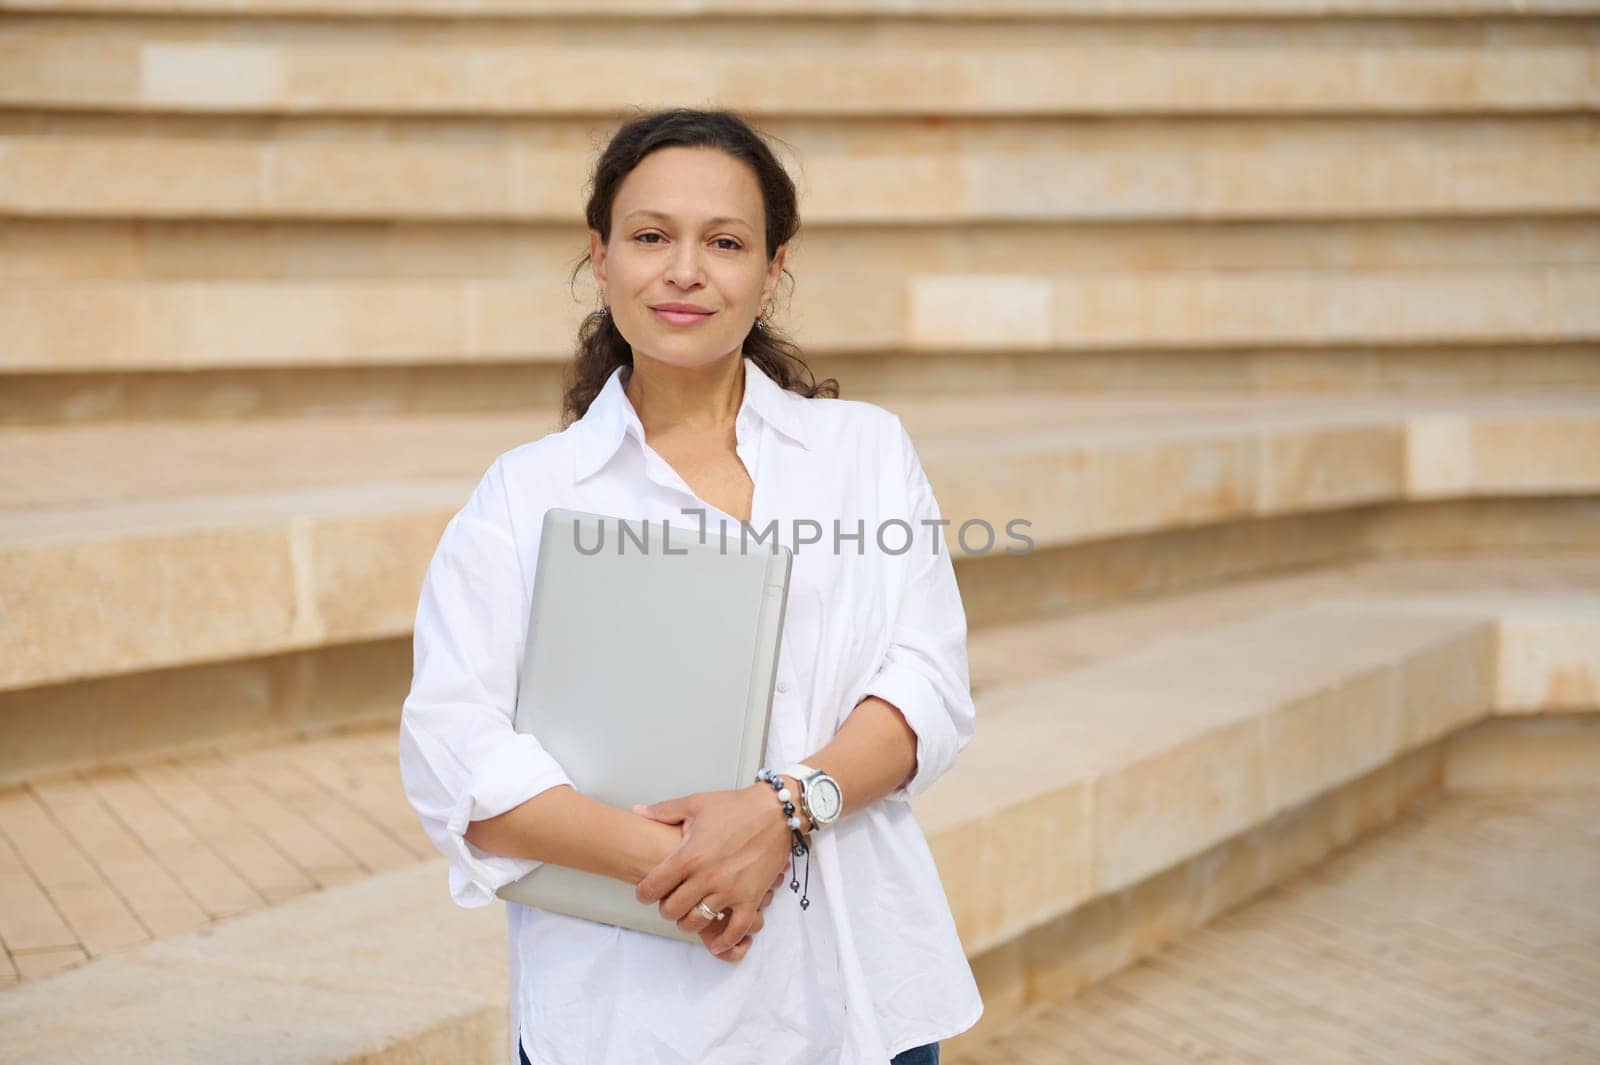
left=682, top=897, right=766, bottom=941
left=712, top=902, right=760, bottom=956
left=699, top=909, right=763, bottom=962
left=676, top=877, right=778, bottom=936
left=711, top=933, right=755, bottom=963
left=658, top=874, right=715, bottom=926
left=676, top=894, right=724, bottom=936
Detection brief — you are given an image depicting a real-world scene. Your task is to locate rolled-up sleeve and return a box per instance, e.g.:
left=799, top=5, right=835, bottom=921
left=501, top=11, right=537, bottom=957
left=397, top=459, right=574, bottom=908
left=860, top=416, right=978, bottom=802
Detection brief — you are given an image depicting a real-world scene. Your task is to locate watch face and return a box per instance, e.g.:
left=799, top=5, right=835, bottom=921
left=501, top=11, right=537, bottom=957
left=810, top=777, right=843, bottom=823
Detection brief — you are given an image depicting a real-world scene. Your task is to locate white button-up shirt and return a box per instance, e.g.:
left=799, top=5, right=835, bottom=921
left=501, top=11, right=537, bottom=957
left=398, top=357, right=983, bottom=1065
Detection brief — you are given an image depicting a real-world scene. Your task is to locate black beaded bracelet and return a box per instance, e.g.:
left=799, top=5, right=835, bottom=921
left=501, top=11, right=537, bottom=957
left=755, top=767, right=811, bottom=910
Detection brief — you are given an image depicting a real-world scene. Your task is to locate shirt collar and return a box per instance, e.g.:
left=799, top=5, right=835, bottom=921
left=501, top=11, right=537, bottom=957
left=573, top=357, right=812, bottom=484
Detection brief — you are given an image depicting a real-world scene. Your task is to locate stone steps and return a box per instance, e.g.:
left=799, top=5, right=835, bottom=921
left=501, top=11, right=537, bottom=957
left=0, top=857, right=511, bottom=1064
left=7, top=213, right=1595, bottom=423
left=4, top=121, right=1595, bottom=221
left=10, top=389, right=1598, bottom=510
left=966, top=553, right=1600, bottom=707
left=924, top=591, right=1556, bottom=955
left=9, top=216, right=1589, bottom=284
left=3, top=0, right=1596, bottom=17
left=2, top=8, right=1591, bottom=423
left=3, top=266, right=1597, bottom=374
left=8, top=550, right=1580, bottom=987
left=4, top=392, right=1598, bottom=783
left=2, top=18, right=1593, bottom=116
left=11, top=349, right=1600, bottom=430
left=951, top=789, right=1600, bottom=1065
left=1, top=552, right=1593, bottom=1061
left=909, top=561, right=1600, bottom=1051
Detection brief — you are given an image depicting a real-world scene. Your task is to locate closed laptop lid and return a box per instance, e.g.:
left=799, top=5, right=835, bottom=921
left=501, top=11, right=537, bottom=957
left=496, top=507, right=792, bottom=942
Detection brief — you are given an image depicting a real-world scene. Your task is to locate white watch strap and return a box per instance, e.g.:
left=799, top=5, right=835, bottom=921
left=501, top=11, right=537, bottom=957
left=783, top=762, right=844, bottom=830
left=782, top=763, right=820, bottom=829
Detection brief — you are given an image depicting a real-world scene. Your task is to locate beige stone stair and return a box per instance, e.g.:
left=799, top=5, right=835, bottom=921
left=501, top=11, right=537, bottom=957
left=4, top=124, right=1596, bottom=220
left=4, top=393, right=1596, bottom=721
left=1, top=553, right=1593, bottom=1061
left=950, top=788, right=1600, bottom=1064
left=910, top=562, right=1600, bottom=1054
left=3, top=266, right=1597, bottom=374
left=4, top=22, right=1595, bottom=116
left=1, top=858, right=510, bottom=1063
left=3, top=0, right=1598, bottom=15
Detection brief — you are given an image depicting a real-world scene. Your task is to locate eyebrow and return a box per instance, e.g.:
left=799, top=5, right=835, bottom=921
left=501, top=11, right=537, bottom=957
left=621, top=210, right=753, bottom=231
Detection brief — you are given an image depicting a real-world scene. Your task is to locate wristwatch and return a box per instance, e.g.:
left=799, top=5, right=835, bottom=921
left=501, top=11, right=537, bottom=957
left=783, top=762, right=843, bottom=831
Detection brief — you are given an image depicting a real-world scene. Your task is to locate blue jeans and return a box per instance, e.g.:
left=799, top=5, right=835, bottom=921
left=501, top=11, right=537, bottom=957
left=519, top=1034, right=939, bottom=1064
left=890, top=1041, right=940, bottom=1065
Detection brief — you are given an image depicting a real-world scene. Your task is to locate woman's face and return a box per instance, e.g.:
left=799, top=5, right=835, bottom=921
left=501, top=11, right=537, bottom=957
left=590, top=146, right=785, bottom=372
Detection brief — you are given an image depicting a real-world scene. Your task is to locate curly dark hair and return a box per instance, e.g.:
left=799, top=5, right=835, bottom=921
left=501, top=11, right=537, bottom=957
left=560, top=107, right=839, bottom=429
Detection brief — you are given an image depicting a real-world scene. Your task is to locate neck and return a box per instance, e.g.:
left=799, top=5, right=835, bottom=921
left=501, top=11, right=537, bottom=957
left=624, top=353, right=745, bottom=438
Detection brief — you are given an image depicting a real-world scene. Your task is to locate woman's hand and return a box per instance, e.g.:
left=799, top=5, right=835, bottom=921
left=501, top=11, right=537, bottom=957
left=633, top=785, right=796, bottom=958
left=692, top=869, right=786, bottom=963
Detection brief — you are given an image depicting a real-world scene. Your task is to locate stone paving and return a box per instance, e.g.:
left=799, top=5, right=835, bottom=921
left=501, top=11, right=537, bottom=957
left=956, top=787, right=1600, bottom=1065
left=0, top=729, right=422, bottom=985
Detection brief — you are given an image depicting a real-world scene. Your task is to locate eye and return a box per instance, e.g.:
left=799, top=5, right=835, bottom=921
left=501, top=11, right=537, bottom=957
left=633, top=231, right=741, bottom=250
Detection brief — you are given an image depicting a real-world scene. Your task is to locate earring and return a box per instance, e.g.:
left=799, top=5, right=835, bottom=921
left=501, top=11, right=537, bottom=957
left=599, top=305, right=610, bottom=318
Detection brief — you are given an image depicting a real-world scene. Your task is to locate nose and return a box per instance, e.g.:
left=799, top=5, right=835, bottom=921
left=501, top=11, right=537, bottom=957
left=664, top=242, right=705, bottom=289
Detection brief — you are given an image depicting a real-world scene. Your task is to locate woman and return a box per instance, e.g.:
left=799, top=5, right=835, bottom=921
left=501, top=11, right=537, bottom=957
left=398, top=107, right=982, bottom=1065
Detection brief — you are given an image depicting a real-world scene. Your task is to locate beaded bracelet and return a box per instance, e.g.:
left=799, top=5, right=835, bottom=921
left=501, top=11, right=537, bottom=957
left=755, top=767, right=811, bottom=910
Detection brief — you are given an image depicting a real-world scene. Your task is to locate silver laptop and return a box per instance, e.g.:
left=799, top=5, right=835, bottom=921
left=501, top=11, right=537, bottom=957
left=495, top=507, right=792, bottom=943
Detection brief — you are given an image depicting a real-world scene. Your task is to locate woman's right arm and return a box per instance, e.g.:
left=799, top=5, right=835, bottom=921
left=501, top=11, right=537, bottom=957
left=462, top=784, right=679, bottom=884
left=397, top=459, right=671, bottom=906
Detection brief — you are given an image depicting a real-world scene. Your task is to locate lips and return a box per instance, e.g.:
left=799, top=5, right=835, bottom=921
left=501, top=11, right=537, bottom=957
left=651, top=304, right=715, bottom=326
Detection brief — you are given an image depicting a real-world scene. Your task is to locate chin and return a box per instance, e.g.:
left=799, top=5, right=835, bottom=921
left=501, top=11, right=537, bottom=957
left=638, top=348, right=727, bottom=371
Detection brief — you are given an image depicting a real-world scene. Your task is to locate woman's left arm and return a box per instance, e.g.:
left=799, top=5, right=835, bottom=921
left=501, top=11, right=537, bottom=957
left=788, top=694, right=919, bottom=815
left=636, top=414, right=975, bottom=946
left=833, top=413, right=978, bottom=805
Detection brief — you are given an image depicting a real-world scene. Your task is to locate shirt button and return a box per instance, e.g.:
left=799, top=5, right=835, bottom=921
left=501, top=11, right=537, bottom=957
left=776, top=680, right=791, bottom=693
